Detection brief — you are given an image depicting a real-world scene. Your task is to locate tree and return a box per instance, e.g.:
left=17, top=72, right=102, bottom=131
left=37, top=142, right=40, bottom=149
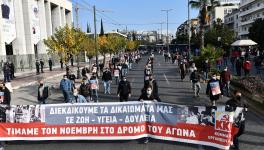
left=87, top=23, right=91, bottom=33
left=98, top=35, right=108, bottom=64
left=190, top=0, right=225, bottom=48
left=44, top=24, right=86, bottom=65
left=205, top=25, right=234, bottom=48
left=126, top=41, right=135, bottom=52
left=99, top=19, right=104, bottom=37
left=249, top=18, right=264, bottom=50
left=81, top=36, right=96, bottom=60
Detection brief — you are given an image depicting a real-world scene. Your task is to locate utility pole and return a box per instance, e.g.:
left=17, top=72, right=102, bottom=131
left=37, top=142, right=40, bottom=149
left=188, top=0, right=191, bottom=58
left=161, top=9, right=173, bottom=52
left=75, top=3, right=81, bottom=79
left=93, top=5, right=99, bottom=75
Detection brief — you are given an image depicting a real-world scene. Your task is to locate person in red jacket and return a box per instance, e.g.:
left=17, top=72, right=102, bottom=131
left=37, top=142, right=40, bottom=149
left=243, top=59, right=252, bottom=76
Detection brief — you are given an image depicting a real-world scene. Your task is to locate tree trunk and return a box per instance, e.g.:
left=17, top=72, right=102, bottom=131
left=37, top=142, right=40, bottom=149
left=103, top=54, right=106, bottom=66
left=200, top=25, right=205, bottom=49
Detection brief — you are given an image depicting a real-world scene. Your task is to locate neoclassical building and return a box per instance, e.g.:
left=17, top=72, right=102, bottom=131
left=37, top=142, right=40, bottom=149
left=0, top=0, right=72, bottom=70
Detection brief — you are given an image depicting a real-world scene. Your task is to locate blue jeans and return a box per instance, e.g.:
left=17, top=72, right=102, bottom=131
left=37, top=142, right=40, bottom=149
left=91, top=89, right=98, bottom=102
left=62, top=90, right=71, bottom=103
left=4, top=73, right=10, bottom=82
left=103, top=81, right=111, bottom=94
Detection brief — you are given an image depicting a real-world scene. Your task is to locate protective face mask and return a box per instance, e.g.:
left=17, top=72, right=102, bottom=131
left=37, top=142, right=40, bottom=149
left=123, top=79, right=127, bottom=81
left=73, top=93, right=78, bottom=96
left=40, top=84, right=44, bottom=86
left=224, top=69, right=227, bottom=71
left=147, top=90, right=152, bottom=95
left=212, top=77, right=217, bottom=80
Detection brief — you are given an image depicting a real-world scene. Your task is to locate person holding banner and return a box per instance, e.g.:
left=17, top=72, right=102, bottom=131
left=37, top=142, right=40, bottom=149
left=117, top=76, right=131, bottom=102
left=225, top=90, right=247, bottom=150
left=206, top=73, right=223, bottom=106
left=0, top=82, right=11, bottom=105
left=71, top=88, right=87, bottom=103
left=90, top=73, right=99, bottom=102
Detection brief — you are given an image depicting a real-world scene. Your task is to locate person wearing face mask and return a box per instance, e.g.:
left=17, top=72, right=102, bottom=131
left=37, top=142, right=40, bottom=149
left=139, top=85, right=161, bottom=102
left=37, top=80, right=50, bottom=104
left=102, top=68, right=112, bottom=94
left=225, top=90, right=247, bottom=150
left=71, top=88, right=87, bottom=103
left=206, top=73, right=223, bottom=106
left=0, top=82, right=11, bottom=105
left=202, top=59, right=210, bottom=80
left=117, top=76, right=131, bottom=102
left=143, top=75, right=158, bottom=98
left=220, top=66, right=232, bottom=97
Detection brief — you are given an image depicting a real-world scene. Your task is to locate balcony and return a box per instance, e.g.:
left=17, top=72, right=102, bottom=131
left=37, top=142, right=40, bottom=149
left=240, top=18, right=255, bottom=26
left=239, top=4, right=264, bottom=17
left=240, top=0, right=256, bottom=8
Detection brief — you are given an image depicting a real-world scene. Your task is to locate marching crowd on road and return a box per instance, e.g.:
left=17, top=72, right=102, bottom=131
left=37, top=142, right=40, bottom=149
left=0, top=47, right=261, bottom=149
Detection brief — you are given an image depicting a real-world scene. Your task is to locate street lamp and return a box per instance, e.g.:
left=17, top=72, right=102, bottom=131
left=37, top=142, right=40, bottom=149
left=161, top=9, right=173, bottom=52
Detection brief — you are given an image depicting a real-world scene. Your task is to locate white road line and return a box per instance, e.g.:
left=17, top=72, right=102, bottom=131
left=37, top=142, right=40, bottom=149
left=163, top=73, right=170, bottom=85
left=131, top=78, right=135, bottom=86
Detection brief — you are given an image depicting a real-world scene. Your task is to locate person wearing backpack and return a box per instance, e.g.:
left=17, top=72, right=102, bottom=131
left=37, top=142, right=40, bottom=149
left=190, top=68, right=201, bottom=98
left=79, top=78, right=91, bottom=102
left=243, top=59, right=252, bottom=76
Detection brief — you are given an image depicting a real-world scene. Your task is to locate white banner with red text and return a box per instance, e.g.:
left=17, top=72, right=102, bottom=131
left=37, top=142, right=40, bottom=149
left=0, top=102, right=242, bottom=149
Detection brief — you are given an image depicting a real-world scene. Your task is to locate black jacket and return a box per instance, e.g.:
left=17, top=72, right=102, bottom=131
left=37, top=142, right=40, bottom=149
left=190, top=71, right=201, bottom=83
left=138, top=92, right=161, bottom=102
left=0, top=87, right=11, bottom=105
left=102, top=71, right=112, bottom=81
left=206, top=79, right=223, bottom=101
left=79, top=83, right=91, bottom=97
left=37, top=85, right=49, bottom=101
left=144, top=79, right=158, bottom=97
left=117, top=80, right=131, bottom=96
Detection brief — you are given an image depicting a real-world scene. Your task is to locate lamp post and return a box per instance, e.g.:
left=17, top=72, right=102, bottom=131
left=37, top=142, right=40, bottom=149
left=161, top=9, right=173, bottom=52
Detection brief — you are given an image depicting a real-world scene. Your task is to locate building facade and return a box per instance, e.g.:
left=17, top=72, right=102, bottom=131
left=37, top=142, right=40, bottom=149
left=224, top=9, right=239, bottom=38
left=238, top=0, right=264, bottom=39
left=0, top=0, right=72, bottom=70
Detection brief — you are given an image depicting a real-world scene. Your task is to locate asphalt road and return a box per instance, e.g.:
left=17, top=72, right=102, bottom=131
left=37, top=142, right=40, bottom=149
left=6, top=54, right=264, bottom=150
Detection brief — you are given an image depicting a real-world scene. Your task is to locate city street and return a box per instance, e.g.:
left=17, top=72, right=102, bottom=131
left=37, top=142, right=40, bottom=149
left=5, top=54, right=264, bottom=150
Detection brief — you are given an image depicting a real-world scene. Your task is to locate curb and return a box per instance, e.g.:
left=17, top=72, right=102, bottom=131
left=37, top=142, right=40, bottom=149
left=12, top=72, right=66, bottom=90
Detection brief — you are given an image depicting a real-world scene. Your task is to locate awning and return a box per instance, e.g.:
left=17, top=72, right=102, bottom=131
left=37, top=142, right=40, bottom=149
left=231, top=39, right=258, bottom=46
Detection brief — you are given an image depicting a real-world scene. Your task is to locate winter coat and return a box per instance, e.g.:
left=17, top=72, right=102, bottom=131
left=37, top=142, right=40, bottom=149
left=0, top=87, right=11, bottom=105
left=71, top=94, right=87, bottom=103
left=117, top=80, right=131, bottom=97
left=79, top=83, right=91, bottom=97
left=102, top=71, right=112, bottom=81
left=206, top=79, right=223, bottom=101
left=38, top=85, right=49, bottom=101
left=138, top=92, right=161, bottom=102
left=220, top=71, right=231, bottom=83
left=190, top=71, right=201, bottom=83
left=60, top=79, right=72, bottom=91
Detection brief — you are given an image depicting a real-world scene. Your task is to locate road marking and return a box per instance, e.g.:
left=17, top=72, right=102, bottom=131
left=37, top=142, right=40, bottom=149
left=163, top=73, right=170, bottom=85
left=131, top=78, right=135, bottom=86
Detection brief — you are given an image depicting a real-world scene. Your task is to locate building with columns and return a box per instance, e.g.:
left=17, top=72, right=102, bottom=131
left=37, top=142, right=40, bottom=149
left=0, top=0, right=72, bottom=70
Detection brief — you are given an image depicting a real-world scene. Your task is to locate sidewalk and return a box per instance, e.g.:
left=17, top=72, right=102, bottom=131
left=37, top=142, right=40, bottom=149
left=1, top=63, right=86, bottom=90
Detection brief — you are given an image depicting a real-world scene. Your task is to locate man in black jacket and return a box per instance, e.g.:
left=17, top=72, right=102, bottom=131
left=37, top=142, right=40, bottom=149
left=102, top=68, right=112, bottom=94
left=225, top=90, right=247, bottom=150
left=117, top=76, right=131, bottom=102
left=79, top=78, right=91, bottom=102
left=37, top=80, right=49, bottom=104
